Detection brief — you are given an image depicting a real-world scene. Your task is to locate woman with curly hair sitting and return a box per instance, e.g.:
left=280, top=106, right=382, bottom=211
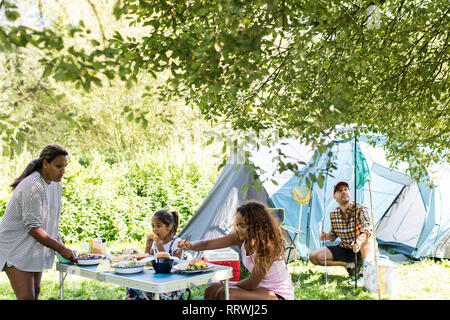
left=178, top=200, right=294, bottom=300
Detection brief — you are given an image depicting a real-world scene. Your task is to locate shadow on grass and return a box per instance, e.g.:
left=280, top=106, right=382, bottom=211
left=289, top=263, right=377, bottom=300
left=39, top=278, right=126, bottom=300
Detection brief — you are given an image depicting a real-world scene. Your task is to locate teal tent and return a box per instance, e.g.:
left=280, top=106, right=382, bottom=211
left=180, top=137, right=449, bottom=260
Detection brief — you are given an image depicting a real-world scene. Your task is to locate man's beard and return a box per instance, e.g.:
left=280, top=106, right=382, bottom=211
left=339, top=198, right=350, bottom=206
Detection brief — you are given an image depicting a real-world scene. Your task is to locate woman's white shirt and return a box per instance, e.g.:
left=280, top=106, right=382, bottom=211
left=0, top=171, right=62, bottom=272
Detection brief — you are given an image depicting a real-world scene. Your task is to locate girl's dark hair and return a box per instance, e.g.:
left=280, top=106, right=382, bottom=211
left=153, top=209, right=179, bottom=236
left=10, top=144, right=68, bottom=189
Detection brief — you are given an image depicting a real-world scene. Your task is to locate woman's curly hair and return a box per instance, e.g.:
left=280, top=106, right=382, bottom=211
left=234, top=200, right=285, bottom=275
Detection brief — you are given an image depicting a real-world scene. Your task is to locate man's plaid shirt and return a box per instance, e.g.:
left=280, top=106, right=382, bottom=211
left=328, top=202, right=373, bottom=249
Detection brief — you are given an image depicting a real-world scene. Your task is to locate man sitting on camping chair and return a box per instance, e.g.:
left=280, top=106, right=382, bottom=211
left=309, top=181, right=377, bottom=279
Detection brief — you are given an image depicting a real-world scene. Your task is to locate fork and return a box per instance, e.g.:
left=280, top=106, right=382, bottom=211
left=175, top=235, right=191, bottom=258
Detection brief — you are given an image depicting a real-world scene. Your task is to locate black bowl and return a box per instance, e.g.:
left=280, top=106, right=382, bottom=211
left=151, top=258, right=174, bottom=273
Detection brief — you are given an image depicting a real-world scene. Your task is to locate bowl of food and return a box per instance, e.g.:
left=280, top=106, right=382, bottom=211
left=151, top=252, right=175, bottom=273
left=112, top=260, right=145, bottom=274
left=76, top=253, right=104, bottom=265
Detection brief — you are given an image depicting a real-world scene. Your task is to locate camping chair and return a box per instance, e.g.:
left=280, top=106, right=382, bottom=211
left=270, top=186, right=312, bottom=262
left=268, top=208, right=303, bottom=263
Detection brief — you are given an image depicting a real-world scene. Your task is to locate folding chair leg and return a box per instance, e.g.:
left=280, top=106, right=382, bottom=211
left=286, top=248, right=292, bottom=263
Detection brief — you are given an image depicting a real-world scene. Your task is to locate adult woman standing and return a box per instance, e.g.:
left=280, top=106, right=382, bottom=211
left=0, top=144, right=77, bottom=300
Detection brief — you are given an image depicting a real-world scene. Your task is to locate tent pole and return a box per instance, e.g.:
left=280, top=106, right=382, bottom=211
left=368, top=181, right=381, bottom=299
left=354, top=135, right=358, bottom=288
left=322, top=151, right=331, bottom=288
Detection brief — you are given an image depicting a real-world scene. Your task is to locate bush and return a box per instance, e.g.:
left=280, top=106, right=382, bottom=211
left=0, top=199, right=6, bottom=218
left=58, top=154, right=218, bottom=243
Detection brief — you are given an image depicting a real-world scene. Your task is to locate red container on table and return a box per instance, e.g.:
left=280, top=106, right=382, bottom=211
left=203, top=248, right=240, bottom=281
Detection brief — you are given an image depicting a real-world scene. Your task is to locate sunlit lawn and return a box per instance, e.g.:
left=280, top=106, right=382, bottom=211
left=288, top=258, right=449, bottom=300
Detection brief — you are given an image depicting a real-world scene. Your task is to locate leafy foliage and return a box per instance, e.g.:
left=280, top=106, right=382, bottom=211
left=1, top=0, right=448, bottom=185
left=106, top=0, right=449, bottom=183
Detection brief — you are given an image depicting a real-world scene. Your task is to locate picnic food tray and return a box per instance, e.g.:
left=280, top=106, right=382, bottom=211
left=76, top=254, right=104, bottom=265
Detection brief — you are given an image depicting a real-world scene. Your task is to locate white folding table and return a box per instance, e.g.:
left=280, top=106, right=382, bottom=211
left=56, top=262, right=233, bottom=300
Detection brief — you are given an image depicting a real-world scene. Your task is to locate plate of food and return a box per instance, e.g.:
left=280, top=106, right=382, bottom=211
left=172, top=258, right=215, bottom=274
left=109, top=254, right=134, bottom=263
left=136, top=253, right=149, bottom=261
left=76, top=253, right=105, bottom=265
left=112, top=260, right=145, bottom=274
left=138, top=255, right=154, bottom=266
left=109, top=248, right=149, bottom=261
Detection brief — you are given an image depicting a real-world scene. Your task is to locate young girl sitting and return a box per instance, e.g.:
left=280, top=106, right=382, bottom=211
left=125, top=209, right=187, bottom=300
left=144, top=209, right=182, bottom=258
left=178, top=200, right=295, bottom=300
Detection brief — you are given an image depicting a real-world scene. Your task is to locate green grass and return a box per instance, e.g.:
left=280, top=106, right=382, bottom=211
left=288, top=258, right=450, bottom=300
left=1, top=243, right=448, bottom=300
